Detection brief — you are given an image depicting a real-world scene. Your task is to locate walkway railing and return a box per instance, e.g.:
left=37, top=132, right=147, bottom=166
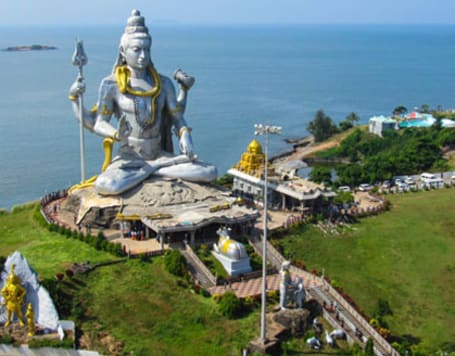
left=322, top=281, right=400, bottom=356
left=250, top=233, right=400, bottom=356
left=182, top=242, right=217, bottom=287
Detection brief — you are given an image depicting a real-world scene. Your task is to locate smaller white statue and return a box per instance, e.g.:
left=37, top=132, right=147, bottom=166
left=279, top=260, right=306, bottom=309
left=294, top=277, right=305, bottom=308
left=279, top=260, right=292, bottom=309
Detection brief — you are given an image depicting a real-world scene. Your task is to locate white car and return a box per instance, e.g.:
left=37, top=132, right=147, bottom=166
left=358, top=183, right=373, bottom=191
left=451, top=172, right=455, bottom=181
left=338, top=186, right=351, bottom=192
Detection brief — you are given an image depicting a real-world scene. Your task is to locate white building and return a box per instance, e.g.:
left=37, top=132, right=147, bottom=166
left=369, top=115, right=398, bottom=137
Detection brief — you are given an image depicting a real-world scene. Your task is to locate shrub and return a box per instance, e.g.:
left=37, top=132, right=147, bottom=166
left=267, top=290, right=279, bottom=303
left=41, top=278, right=72, bottom=318
left=330, top=279, right=340, bottom=289
left=369, top=318, right=379, bottom=328
left=139, top=253, right=150, bottom=263
left=164, top=250, right=186, bottom=277
left=218, top=291, right=243, bottom=319
left=212, top=294, right=222, bottom=303
left=376, top=298, right=393, bottom=317
left=0, top=335, right=14, bottom=344
left=65, top=269, right=74, bottom=279
left=29, top=338, right=74, bottom=349
left=199, top=288, right=210, bottom=298
left=244, top=295, right=257, bottom=307
left=364, top=338, right=375, bottom=356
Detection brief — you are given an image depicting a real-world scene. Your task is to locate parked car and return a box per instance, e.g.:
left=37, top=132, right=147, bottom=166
left=358, top=183, right=373, bottom=191
left=451, top=172, right=455, bottom=181
left=338, top=186, right=351, bottom=192
left=420, top=172, right=436, bottom=183
left=405, top=176, right=415, bottom=185
left=381, top=180, right=391, bottom=189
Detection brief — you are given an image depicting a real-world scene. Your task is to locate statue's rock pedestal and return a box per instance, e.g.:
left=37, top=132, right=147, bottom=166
left=248, top=337, right=281, bottom=355
left=247, top=307, right=312, bottom=354
left=272, top=308, right=311, bottom=337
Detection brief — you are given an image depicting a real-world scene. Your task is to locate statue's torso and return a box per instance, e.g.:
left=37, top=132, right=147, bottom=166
left=100, top=73, right=173, bottom=160
left=111, top=75, right=166, bottom=138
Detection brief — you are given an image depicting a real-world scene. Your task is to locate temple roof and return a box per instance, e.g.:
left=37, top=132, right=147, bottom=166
left=69, top=177, right=259, bottom=233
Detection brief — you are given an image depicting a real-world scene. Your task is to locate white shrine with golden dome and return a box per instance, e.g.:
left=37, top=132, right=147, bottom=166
left=212, top=227, right=252, bottom=276
left=228, top=138, right=336, bottom=212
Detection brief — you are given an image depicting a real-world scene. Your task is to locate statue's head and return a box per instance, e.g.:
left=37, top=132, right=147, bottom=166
left=116, top=10, right=152, bottom=69
left=281, top=260, right=291, bottom=271
left=7, top=264, right=20, bottom=285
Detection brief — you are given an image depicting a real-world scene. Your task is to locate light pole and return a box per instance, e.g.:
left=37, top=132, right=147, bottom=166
left=254, top=123, right=282, bottom=344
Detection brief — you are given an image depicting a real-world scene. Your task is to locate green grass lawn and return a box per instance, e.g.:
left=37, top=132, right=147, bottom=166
left=0, top=206, right=115, bottom=278
left=275, top=188, right=455, bottom=353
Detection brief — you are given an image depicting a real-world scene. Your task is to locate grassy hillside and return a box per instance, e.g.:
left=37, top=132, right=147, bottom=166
left=275, top=188, right=455, bottom=353
left=0, top=206, right=260, bottom=355
left=0, top=206, right=114, bottom=278
left=77, top=259, right=258, bottom=355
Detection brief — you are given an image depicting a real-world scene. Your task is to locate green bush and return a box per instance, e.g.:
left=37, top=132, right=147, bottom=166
left=28, top=338, right=74, bottom=349
left=164, top=250, right=186, bottom=277
left=218, top=291, right=244, bottom=319
left=0, top=334, right=14, bottom=344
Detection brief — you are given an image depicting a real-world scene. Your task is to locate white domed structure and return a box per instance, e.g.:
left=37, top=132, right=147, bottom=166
left=213, top=227, right=252, bottom=276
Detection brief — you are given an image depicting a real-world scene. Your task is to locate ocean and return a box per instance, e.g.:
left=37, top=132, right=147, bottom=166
left=1, top=24, right=455, bottom=209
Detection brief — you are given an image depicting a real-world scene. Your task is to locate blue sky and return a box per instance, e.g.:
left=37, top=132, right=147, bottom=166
left=1, top=0, right=455, bottom=25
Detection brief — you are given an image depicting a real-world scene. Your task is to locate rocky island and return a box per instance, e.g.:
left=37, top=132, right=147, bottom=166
left=2, top=44, right=57, bottom=52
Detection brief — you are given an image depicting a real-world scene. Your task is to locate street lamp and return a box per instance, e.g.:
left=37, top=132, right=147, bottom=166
left=254, top=123, right=282, bottom=344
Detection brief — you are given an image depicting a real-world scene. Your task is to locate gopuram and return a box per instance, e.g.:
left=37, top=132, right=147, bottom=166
left=62, top=10, right=259, bottom=247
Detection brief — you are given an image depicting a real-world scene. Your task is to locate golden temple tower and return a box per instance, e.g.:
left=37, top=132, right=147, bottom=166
left=235, top=139, right=265, bottom=177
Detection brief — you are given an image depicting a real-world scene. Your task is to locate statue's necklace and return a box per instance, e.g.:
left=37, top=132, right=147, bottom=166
left=115, top=65, right=162, bottom=128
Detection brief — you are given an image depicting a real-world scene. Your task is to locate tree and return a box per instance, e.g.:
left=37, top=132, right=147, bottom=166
left=339, top=112, right=360, bottom=132
left=309, top=166, right=332, bottom=185
left=218, top=291, right=244, bottom=319
left=392, top=106, right=408, bottom=116
left=307, top=109, right=339, bottom=142
left=345, top=112, right=360, bottom=125
left=419, top=104, right=430, bottom=113
left=164, top=250, right=187, bottom=277
left=339, top=120, right=353, bottom=132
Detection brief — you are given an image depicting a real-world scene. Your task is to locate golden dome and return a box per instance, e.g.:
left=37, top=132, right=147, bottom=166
left=247, top=139, right=263, bottom=154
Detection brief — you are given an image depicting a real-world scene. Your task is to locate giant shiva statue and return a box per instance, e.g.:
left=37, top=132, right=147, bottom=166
left=69, top=10, right=217, bottom=195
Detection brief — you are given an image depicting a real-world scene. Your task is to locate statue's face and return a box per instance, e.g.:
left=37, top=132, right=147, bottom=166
left=122, top=37, right=151, bottom=71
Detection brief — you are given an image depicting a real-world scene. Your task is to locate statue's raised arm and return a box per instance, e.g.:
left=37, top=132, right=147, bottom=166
left=68, top=9, right=217, bottom=196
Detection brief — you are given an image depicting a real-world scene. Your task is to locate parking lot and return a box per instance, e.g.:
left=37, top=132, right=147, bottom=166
left=344, top=171, right=455, bottom=195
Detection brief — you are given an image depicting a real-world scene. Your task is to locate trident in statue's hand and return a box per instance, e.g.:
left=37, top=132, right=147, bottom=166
left=72, top=39, right=88, bottom=77
left=72, top=39, right=88, bottom=182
